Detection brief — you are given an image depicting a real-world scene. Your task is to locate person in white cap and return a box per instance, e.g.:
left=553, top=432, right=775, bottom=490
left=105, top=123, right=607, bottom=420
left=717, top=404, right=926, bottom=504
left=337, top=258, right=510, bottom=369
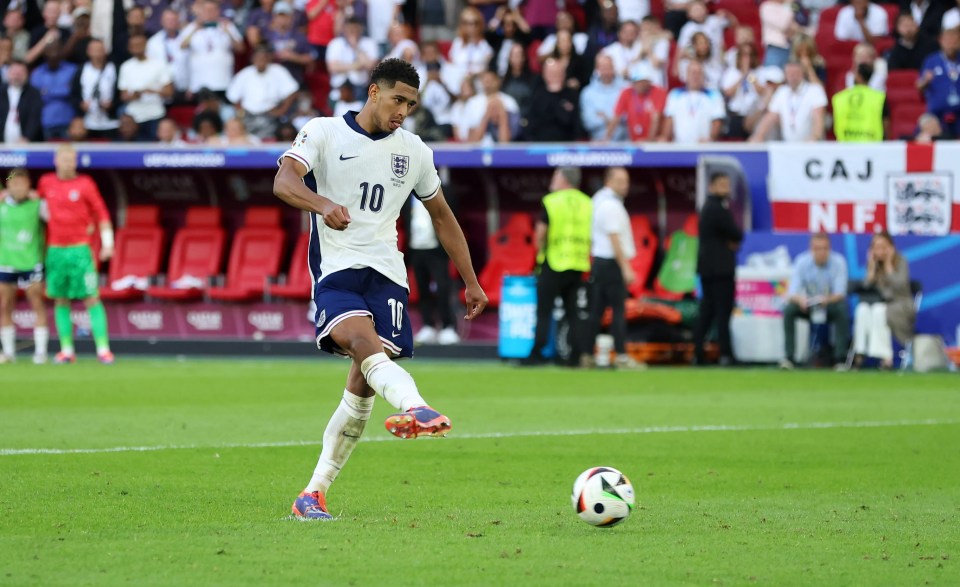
left=608, top=61, right=666, bottom=141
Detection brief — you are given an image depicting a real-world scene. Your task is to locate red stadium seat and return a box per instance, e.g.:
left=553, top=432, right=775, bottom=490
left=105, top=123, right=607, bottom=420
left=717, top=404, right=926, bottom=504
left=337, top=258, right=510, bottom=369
left=887, top=69, right=919, bottom=88
left=167, top=105, right=194, bottom=131
left=268, top=232, right=313, bottom=301
left=243, top=206, right=281, bottom=228
left=207, top=216, right=286, bottom=303
left=476, top=212, right=537, bottom=308
left=891, top=102, right=928, bottom=139
left=627, top=215, right=658, bottom=299
left=146, top=207, right=226, bottom=302
left=100, top=222, right=165, bottom=302
left=124, top=205, right=160, bottom=227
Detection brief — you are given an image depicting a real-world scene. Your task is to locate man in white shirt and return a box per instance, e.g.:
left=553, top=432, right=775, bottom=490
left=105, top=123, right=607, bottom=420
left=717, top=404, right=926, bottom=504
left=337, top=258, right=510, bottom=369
left=226, top=44, right=300, bottom=139
left=118, top=33, right=173, bottom=140
left=465, top=70, right=520, bottom=143
left=585, top=166, right=641, bottom=370
left=326, top=17, right=381, bottom=100
left=146, top=9, right=190, bottom=95
left=178, top=0, right=244, bottom=97
left=601, top=20, right=642, bottom=79
left=676, top=0, right=733, bottom=66
left=77, top=39, right=119, bottom=137
left=749, top=61, right=827, bottom=142
left=0, top=61, right=42, bottom=143
left=660, top=61, right=726, bottom=143
left=834, top=0, right=889, bottom=44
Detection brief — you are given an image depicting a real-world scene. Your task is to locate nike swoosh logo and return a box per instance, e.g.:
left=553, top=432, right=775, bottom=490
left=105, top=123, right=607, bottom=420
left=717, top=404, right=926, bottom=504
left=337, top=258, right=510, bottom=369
left=391, top=331, right=401, bottom=338
left=339, top=154, right=358, bottom=160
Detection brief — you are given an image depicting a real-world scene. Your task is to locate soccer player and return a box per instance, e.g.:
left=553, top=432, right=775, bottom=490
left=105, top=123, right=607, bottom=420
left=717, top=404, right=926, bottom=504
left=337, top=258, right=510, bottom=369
left=0, top=169, right=48, bottom=364
left=38, top=144, right=115, bottom=364
left=273, top=58, right=488, bottom=520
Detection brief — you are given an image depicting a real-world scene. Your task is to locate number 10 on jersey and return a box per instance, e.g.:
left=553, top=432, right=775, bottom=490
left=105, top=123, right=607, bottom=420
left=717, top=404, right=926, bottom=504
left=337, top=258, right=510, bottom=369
left=359, top=182, right=384, bottom=212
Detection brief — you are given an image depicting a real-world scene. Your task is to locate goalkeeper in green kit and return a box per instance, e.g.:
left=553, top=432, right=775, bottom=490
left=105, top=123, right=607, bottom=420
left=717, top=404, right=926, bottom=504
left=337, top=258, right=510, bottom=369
left=37, top=144, right=115, bottom=364
left=0, top=169, right=48, bottom=363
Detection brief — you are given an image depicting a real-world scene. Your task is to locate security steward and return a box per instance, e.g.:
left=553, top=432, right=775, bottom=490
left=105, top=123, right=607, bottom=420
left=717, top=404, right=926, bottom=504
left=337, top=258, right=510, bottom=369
left=832, top=63, right=889, bottom=142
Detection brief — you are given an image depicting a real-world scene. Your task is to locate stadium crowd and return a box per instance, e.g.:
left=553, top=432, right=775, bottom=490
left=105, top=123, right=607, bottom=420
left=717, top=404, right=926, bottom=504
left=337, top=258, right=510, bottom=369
left=1, top=0, right=959, bottom=144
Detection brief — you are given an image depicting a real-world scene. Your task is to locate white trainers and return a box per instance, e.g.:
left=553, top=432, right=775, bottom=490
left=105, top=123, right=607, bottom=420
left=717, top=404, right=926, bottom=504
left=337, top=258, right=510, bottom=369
left=437, top=327, right=461, bottom=345
left=614, top=354, right=646, bottom=370
left=32, top=353, right=47, bottom=365
left=414, top=326, right=438, bottom=345
left=0, top=354, right=14, bottom=364
left=779, top=358, right=794, bottom=370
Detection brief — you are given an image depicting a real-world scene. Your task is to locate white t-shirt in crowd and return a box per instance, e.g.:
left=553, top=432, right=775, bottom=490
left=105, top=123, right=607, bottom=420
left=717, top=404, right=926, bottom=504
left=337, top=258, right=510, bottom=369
left=420, top=78, right=453, bottom=125
left=463, top=91, right=519, bottom=133
left=79, top=62, right=120, bottom=131
left=118, top=57, right=173, bottom=123
left=591, top=186, right=635, bottom=260
left=768, top=81, right=828, bottom=141
left=721, top=66, right=761, bottom=115
left=367, top=0, right=405, bottom=44
left=843, top=57, right=888, bottom=92
left=325, top=35, right=381, bottom=89
left=833, top=4, right=889, bottom=42
left=678, top=58, right=724, bottom=90
left=226, top=64, right=300, bottom=115
left=179, top=21, right=242, bottom=92
left=446, top=38, right=493, bottom=90
left=147, top=30, right=190, bottom=92
left=601, top=41, right=642, bottom=78
left=4, top=86, right=22, bottom=143
left=677, top=15, right=728, bottom=64
left=664, top=87, right=726, bottom=143
left=537, top=32, right=590, bottom=57
left=615, top=0, right=650, bottom=23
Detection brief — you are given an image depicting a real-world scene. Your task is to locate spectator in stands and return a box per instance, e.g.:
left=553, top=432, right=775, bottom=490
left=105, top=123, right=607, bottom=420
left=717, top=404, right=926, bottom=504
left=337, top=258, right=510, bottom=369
left=115, top=113, right=142, bottom=141
left=601, top=19, right=640, bottom=80
left=61, top=7, right=92, bottom=65
left=448, top=7, right=493, bottom=90
left=581, top=53, right=627, bottom=141
left=113, top=6, right=149, bottom=66
left=693, top=171, right=742, bottom=367
left=385, top=23, right=419, bottom=63
left=4, top=10, right=30, bottom=61
left=844, top=42, right=888, bottom=91
left=522, top=166, right=592, bottom=367
left=265, top=1, right=316, bottom=86
left=290, top=91, right=319, bottom=128
left=834, top=0, right=889, bottom=44
left=888, top=13, right=939, bottom=71
left=156, top=117, right=186, bottom=144
left=550, top=29, right=592, bottom=90
left=0, top=38, right=12, bottom=83
left=538, top=10, right=589, bottom=61
left=722, top=42, right=763, bottom=139
left=305, top=0, right=337, bottom=62
left=904, top=0, right=946, bottom=43
left=226, top=43, right=299, bottom=139
left=0, top=61, right=43, bottom=143
left=661, top=60, right=725, bottom=143
left=408, top=197, right=460, bottom=346
left=790, top=34, right=827, bottom=86
left=245, top=0, right=276, bottom=47
left=834, top=62, right=890, bottom=141
left=326, top=17, right=380, bottom=101
left=526, top=58, right=581, bottom=141
left=724, top=25, right=756, bottom=69
left=419, top=60, right=455, bottom=138
left=609, top=61, right=665, bottom=141
left=27, top=1, right=69, bottom=66
left=760, top=0, right=799, bottom=67
left=851, top=231, right=915, bottom=370
left=501, top=43, right=538, bottom=135
left=419, top=0, right=454, bottom=43
left=744, top=64, right=785, bottom=137
left=67, top=115, right=87, bottom=140
left=485, top=7, right=532, bottom=77
left=465, top=70, right=520, bottom=143
left=147, top=9, right=190, bottom=97
left=588, top=1, right=620, bottom=58
left=190, top=109, right=222, bottom=142
left=636, top=15, right=671, bottom=87
left=663, top=0, right=692, bottom=39
left=944, top=0, right=960, bottom=32
left=131, top=0, right=169, bottom=36
left=367, top=0, right=405, bottom=53
left=913, top=112, right=945, bottom=141
left=207, top=116, right=260, bottom=145
left=780, top=233, right=850, bottom=370
left=750, top=61, right=827, bottom=142
left=75, top=38, right=119, bottom=138
left=919, top=27, right=960, bottom=137
left=331, top=81, right=364, bottom=116
left=195, top=87, right=236, bottom=124
left=584, top=166, right=641, bottom=370
left=30, top=40, right=77, bottom=139
left=677, top=31, right=723, bottom=89
left=449, top=75, right=477, bottom=142
left=118, top=33, right=173, bottom=140
left=179, top=0, right=245, bottom=99
left=677, top=0, right=735, bottom=68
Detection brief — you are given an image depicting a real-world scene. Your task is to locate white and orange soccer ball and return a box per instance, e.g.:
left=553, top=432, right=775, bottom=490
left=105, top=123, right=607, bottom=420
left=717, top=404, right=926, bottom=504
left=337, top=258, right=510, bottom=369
left=571, top=467, right=635, bottom=527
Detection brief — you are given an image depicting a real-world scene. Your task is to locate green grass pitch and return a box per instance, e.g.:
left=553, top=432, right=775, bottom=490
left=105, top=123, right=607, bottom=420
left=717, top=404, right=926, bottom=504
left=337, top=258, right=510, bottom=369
left=1, top=359, right=958, bottom=586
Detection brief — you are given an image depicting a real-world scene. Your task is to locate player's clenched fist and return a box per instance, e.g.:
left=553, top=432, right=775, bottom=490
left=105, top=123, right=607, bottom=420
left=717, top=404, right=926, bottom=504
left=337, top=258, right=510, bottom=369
left=320, top=201, right=351, bottom=231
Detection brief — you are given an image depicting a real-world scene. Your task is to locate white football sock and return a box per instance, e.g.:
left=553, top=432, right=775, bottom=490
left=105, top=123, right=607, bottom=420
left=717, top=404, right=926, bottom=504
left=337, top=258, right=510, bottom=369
left=0, top=325, right=14, bottom=358
left=360, top=352, right=427, bottom=412
left=34, top=327, right=48, bottom=356
left=305, top=390, right=375, bottom=494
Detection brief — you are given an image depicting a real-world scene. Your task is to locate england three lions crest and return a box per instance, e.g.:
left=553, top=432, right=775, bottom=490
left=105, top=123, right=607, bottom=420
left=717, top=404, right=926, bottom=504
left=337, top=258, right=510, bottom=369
left=392, top=153, right=410, bottom=178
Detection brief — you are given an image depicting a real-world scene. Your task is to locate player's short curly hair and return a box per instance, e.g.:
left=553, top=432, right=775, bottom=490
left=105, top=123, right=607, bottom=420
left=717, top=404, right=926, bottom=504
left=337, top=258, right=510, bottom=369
left=370, top=58, right=421, bottom=91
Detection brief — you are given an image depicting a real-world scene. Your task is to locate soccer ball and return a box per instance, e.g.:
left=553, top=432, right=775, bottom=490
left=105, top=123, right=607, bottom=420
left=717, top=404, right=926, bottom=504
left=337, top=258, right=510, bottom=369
left=571, top=467, right=635, bottom=527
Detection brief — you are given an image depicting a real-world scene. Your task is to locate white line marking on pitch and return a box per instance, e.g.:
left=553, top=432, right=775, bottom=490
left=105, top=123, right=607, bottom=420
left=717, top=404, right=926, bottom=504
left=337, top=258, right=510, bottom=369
left=0, top=418, right=956, bottom=457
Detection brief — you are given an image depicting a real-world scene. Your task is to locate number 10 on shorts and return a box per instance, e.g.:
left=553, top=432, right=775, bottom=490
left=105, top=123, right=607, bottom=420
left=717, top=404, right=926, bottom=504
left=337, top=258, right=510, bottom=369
left=387, top=298, right=404, bottom=332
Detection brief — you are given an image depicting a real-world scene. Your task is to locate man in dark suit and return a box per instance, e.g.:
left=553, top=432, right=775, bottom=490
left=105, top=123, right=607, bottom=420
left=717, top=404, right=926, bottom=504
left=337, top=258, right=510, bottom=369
left=887, top=13, right=939, bottom=71
left=0, top=60, right=43, bottom=143
left=693, top=172, right=743, bottom=366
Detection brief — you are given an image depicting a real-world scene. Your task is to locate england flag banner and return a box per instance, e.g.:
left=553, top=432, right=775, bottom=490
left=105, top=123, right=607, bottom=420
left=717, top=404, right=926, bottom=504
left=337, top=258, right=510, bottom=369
left=768, top=143, right=960, bottom=234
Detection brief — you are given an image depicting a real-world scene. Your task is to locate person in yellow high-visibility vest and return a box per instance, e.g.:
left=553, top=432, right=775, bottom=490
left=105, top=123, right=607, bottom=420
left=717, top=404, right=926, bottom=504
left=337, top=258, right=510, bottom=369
left=832, top=63, right=889, bottom=142
left=521, top=166, right=593, bottom=366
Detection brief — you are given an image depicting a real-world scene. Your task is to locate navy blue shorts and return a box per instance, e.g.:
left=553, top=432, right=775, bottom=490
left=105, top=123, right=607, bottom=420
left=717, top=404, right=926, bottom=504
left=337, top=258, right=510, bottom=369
left=314, top=268, right=413, bottom=358
left=0, top=265, right=43, bottom=288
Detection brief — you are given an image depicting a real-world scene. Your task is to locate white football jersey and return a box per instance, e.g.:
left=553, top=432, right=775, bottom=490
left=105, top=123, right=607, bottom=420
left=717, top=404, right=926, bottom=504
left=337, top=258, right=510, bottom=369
left=281, top=112, right=442, bottom=289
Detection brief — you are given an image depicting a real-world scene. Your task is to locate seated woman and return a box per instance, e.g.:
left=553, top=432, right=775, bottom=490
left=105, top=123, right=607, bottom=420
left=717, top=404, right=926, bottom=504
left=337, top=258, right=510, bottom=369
left=852, top=232, right=916, bottom=369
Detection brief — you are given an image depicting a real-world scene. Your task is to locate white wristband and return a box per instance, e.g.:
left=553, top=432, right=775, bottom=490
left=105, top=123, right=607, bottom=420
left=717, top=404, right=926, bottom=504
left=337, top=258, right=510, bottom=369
left=100, top=229, right=114, bottom=249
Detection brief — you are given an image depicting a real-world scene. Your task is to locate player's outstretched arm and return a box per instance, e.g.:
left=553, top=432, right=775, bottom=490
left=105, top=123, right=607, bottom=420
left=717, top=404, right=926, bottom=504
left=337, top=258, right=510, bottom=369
left=422, top=188, right=488, bottom=320
left=273, top=157, right=351, bottom=231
